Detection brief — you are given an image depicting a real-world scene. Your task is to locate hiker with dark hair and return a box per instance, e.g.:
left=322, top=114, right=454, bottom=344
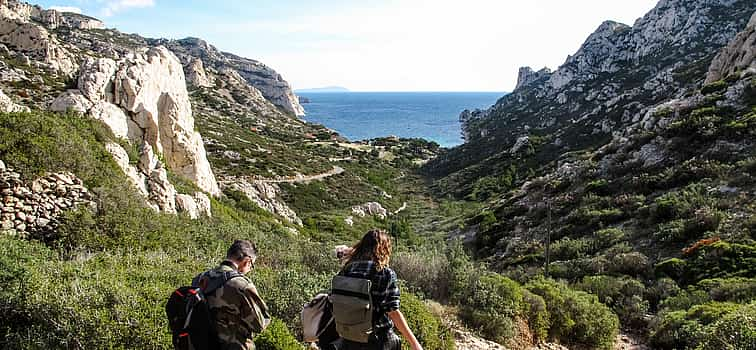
left=329, top=229, right=423, bottom=350
left=191, top=239, right=271, bottom=349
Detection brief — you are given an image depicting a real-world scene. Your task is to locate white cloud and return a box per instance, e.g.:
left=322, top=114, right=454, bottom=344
left=100, top=0, right=155, bottom=17
left=49, top=6, right=82, bottom=14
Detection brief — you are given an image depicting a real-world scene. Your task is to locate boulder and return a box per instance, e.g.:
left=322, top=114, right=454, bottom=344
left=175, top=193, right=199, bottom=219
left=90, top=101, right=129, bottom=139
left=104, top=142, right=148, bottom=196
left=351, top=202, right=387, bottom=220
left=49, top=90, right=92, bottom=113
left=175, top=192, right=212, bottom=219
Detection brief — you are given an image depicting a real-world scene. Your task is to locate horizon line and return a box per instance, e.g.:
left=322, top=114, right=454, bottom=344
left=295, top=90, right=509, bottom=93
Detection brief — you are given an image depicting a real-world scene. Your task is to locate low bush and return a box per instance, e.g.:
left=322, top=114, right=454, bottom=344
left=550, top=237, right=593, bottom=261
left=392, top=249, right=451, bottom=301
left=400, top=293, right=455, bottom=350
left=526, top=278, right=619, bottom=350
left=650, top=301, right=753, bottom=350
left=522, top=290, right=550, bottom=343
left=254, top=318, right=303, bottom=350
left=575, top=275, right=648, bottom=327
left=459, top=273, right=524, bottom=343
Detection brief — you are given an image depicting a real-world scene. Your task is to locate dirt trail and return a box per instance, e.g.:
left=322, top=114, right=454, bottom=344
left=258, top=165, right=344, bottom=184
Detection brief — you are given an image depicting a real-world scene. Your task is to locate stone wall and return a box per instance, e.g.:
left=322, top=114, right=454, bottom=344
left=0, top=160, right=92, bottom=239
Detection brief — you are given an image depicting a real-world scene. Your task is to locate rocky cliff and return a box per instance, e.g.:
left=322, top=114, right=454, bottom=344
left=49, top=47, right=219, bottom=214
left=152, top=37, right=305, bottom=116
left=428, top=0, right=755, bottom=197
left=706, top=11, right=756, bottom=83
left=0, top=0, right=342, bottom=224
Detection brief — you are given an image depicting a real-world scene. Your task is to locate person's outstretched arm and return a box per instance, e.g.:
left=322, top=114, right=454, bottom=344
left=388, top=310, right=423, bottom=350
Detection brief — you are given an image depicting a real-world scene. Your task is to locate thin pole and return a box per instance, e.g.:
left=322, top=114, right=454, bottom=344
left=545, top=199, right=551, bottom=277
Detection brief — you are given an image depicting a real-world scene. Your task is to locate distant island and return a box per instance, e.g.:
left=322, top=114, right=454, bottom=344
left=295, top=86, right=350, bottom=93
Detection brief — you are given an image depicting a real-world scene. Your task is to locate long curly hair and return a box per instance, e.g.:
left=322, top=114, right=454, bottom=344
left=345, top=229, right=392, bottom=271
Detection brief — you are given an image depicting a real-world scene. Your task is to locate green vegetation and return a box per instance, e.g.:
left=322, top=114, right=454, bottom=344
left=0, top=111, right=452, bottom=349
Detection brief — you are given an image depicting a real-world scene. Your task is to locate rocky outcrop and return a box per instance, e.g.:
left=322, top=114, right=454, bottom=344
left=429, top=0, right=754, bottom=183
left=0, top=87, right=27, bottom=112
left=175, top=192, right=211, bottom=219
left=153, top=37, right=305, bottom=116
left=185, top=57, right=212, bottom=88
left=222, top=178, right=302, bottom=225
left=0, top=0, right=77, bottom=74
left=225, top=52, right=306, bottom=116
left=351, top=202, right=388, bottom=220
left=50, top=47, right=221, bottom=216
left=706, top=11, right=756, bottom=83
left=515, top=66, right=552, bottom=90
left=0, top=0, right=104, bottom=29
left=0, top=160, right=93, bottom=239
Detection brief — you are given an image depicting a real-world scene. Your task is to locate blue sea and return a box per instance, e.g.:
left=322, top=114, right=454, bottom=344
left=297, top=92, right=504, bottom=148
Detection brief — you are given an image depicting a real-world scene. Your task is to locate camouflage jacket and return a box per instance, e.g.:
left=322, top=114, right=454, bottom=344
left=193, top=261, right=271, bottom=350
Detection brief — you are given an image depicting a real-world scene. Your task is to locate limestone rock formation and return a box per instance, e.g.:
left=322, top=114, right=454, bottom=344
left=112, top=47, right=220, bottom=196
left=222, top=178, right=302, bottom=226
left=706, top=11, right=756, bottom=83
left=515, top=66, right=552, bottom=90
left=432, top=0, right=755, bottom=185
left=0, top=0, right=104, bottom=30
left=351, top=202, right=388, bottom=220
left=49, top=46, right=221, bottom=216
left=0, top=87, right=27, bottom=112
left=0, top=0, right=77, bottom=74
left=185, top=58, right=212, bottom=88
left=50, top=90, right=92, bottom=113
left=153, top=37, right=305, bottom=116
left=175, top=192, right=212, bottom=219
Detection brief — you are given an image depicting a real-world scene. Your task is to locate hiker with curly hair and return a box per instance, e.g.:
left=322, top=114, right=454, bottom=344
left=329, top=229, right=423, bottom=350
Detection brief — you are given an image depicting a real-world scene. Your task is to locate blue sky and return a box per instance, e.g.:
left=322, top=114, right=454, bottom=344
left=31, top=0, right=659, bottom=91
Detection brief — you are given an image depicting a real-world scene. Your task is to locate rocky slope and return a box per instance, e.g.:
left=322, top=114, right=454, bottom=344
left=0, top=0, right=320, bottom=221
left=0, top=0, right=416, bottom=227
left=426, top=2, right=756, bottom=348
left=426, top=0, right=755, bottom=197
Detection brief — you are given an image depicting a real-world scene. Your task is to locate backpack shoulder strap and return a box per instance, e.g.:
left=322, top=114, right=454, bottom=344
left=203, top=270, right=246, bottom=295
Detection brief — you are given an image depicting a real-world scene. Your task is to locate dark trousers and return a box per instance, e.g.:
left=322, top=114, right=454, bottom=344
left=326, top=330, right=401, bottom=350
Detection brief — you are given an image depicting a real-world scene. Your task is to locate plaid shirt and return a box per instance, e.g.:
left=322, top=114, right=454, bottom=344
left=339, top=260, right=401, bottom=333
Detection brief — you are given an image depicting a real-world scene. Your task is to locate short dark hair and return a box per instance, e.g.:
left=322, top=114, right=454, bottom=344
left=226, top=239, right=257, bottom=261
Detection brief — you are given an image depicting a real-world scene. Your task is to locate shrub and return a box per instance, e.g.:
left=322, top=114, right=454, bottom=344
left=592, top=228, right=625, bottom=250
left=393, top=249, right=451, bottom=301
left=254, top=318, right=303, bottom=350
left=696, top=302, right=756, bottom=350
left=576, top=275, right=648, bottom=328
left=522, top=290, right=550, bottom=343
left=649, top=310, right=705, bottom=349
left=550, top=237, right=593, bottom=261
left=650, top=301, right=751, bottom=350
left=700, top=80, right=728, bottom=95
left=459, top=273, right=524, bottom=343
left=585, top=179, right=610, bottom=195
left=400, top=293, right=455, bottom=350
left=698, top=277, right=756, bottom=303
left=526, top=278, right=619, bottom=350
left=655, top=258, right=687, bottom=280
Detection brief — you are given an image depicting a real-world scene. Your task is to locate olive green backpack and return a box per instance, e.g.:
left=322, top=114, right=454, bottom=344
left=329, top=274, right=374, bottom=343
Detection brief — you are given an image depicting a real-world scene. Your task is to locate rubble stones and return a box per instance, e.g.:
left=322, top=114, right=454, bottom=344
left=0, top=160, right=92, bottom=238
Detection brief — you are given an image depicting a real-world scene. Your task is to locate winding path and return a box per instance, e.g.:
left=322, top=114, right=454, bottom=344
left=258, top=165, right=345, bottom=184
